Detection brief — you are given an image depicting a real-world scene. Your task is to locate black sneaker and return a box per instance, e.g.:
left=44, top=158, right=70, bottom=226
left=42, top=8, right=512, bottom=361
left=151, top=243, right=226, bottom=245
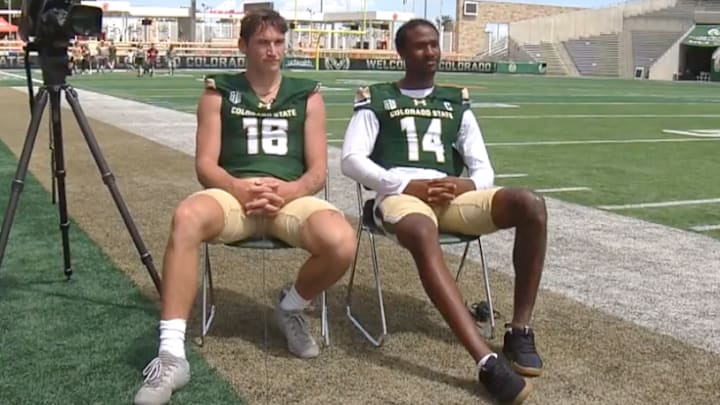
left=503, top=325, right=543, bottom=377
left=478, top=355, right=531, bottom=404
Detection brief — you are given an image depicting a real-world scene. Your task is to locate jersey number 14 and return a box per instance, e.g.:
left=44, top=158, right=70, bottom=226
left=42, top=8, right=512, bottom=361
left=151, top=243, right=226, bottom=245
left=401, top=117, right=445, bottom=163
left=243, top=117, right=288, bottom=156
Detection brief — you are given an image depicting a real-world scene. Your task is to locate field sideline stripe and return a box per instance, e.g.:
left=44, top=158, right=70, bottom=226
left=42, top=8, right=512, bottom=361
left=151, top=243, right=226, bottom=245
left=599, top=198, right=720, bottom=210
left=0, top=70, right=42, bottom=84
left=690, top=224, right=720, bottom=232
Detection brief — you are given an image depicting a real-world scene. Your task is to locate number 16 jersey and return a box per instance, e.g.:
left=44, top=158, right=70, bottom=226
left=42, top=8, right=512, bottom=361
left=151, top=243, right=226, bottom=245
left=205, top=73, right=319, bottom=181
left=353, top=82, right=470, bottom=177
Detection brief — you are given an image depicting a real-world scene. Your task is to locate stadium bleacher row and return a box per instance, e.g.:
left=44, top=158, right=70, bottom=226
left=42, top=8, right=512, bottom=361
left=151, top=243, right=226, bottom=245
left=510, top=0, right=719, bottom=78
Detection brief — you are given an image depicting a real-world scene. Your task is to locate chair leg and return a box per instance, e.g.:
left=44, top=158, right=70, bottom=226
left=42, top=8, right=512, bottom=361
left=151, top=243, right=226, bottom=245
left=478, top=238, right=496, bottom=339
left=200, top=242, right=216, bottom=347
left=320, top=290, right=330, bottom=347
left=454, top=242, right=471, bottom=282
left=345, top=229, right=388, bottom=347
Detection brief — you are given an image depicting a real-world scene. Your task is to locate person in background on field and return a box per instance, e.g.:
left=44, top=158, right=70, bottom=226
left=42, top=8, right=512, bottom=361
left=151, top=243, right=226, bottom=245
left=147, top=43, right=159, bottom=77
left=166, top=44, right=177, bottom=76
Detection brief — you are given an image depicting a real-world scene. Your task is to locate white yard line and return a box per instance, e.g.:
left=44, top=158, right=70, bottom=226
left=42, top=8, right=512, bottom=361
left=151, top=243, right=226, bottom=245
left=482, top=114, right=720, bottom=119
left=662, top=129, right=720, bottom=138
left=536, top=187, right=591, bottom=193
left=690, top=224, right=720, bottom=232
left=335, top=137, right=718, bottom=147
left=495, top=173, right=528, bottom=178
left=486, top=138, right=719, bottom=146
left=0, top=70, right=42, bottom=84
left=599, top=197, right=720, bottom=210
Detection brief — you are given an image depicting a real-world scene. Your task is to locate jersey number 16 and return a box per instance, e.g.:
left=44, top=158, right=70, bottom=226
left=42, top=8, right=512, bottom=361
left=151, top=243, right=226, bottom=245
left=243, top=117, right=289, bottom=156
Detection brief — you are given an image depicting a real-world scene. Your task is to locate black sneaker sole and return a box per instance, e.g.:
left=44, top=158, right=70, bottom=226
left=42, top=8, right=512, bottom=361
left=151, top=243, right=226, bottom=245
left=510, top=379, right=533, bottom=405
left=510, top=361, right=543, bottom=378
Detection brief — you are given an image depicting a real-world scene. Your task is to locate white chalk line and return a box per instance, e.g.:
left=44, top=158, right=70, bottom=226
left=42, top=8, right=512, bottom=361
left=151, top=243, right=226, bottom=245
left=599, top=197, right=720, bottom=210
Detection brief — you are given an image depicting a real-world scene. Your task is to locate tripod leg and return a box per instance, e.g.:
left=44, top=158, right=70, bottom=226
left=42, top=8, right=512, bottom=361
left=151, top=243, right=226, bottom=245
left=50, top=118, right=57, bottom=205
left=62, top=86, right=162, bottom=294
left=48, top=89, right=73, bottom=280
left=0, top=88, right=50, bottom=272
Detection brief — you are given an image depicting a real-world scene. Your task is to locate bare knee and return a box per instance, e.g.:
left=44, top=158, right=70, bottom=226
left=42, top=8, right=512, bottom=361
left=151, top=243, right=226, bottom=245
left=393, top=214, right=439, bottom=251
left=170, top=196, right=223, bottom=246
left=494, top=188, right=547, bottom=228
left=303, top=210, right=357, bottom=267
left=517, top=189, right=547, bottom=226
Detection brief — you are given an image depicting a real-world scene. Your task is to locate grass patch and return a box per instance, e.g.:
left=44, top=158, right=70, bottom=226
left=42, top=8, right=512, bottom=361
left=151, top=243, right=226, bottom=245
left=0, top=140, right=244, bottom=404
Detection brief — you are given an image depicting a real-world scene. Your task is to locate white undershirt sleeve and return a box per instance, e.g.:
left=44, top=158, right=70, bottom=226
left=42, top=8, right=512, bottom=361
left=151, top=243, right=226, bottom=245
left=341, top=109, right=411, bottom=195
left=456, top=109, right=495, bottom=190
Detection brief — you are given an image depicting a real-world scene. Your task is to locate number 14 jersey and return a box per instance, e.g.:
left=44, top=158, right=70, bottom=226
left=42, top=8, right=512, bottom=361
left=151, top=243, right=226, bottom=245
left=205, top=73, right=319, bottom=181
left=354, top=82, right=470, bottom=177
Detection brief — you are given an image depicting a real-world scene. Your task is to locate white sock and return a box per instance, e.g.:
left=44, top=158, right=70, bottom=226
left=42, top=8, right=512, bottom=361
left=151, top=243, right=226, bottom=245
left=280, top=285, right=311, bottom=311
left=159, top=319, right=187, bottom=359
left=477, top=353, right=498, bottom=372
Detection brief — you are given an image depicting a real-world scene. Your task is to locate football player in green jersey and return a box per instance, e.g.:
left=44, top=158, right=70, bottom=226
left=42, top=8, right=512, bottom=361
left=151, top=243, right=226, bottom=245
left=341, top=19, right=547, bottom=404
left=134, top=9, right=356, bottom=405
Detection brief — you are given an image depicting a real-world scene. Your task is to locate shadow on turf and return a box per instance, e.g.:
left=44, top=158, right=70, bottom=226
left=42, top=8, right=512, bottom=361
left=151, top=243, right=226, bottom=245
left=0, top=271, right=156, bottom=309
left=192, top=283, right=498, bottom=396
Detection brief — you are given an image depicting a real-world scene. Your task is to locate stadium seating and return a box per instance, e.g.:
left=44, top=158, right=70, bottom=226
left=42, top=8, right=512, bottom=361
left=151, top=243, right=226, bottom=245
left=515, top=42, right=571, bottom=76
left=564, top=34, right=620, bottom=77
left=631, top=30, right=685, bottom=70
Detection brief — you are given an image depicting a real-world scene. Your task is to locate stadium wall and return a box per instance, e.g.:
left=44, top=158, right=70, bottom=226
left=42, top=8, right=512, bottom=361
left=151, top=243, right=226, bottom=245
left=647, top=26, right=692, bottom=80
left=509, top=0, right=677, bottom=45
left=453, top=1, right=582, bottom=56
left=620, top=16, right=695, bottom=77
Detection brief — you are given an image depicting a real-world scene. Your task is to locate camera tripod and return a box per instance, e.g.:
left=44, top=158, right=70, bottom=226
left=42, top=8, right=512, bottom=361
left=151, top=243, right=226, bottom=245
left=0, top=47, right=161, bottom=294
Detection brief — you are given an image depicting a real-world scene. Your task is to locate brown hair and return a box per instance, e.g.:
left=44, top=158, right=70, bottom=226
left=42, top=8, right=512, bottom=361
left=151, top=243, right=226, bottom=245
left=240, top=8, right=288, bottom=42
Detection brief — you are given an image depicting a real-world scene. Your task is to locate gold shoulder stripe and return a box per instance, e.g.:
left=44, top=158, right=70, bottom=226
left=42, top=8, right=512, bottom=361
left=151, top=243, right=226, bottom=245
left=461, top=87, right=470, bottom=103
left=353, top=86, right=371, bottom=107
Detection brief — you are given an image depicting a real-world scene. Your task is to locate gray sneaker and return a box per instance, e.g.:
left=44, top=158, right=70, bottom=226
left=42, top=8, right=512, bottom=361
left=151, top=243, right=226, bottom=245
left=133, top=351, right=191, bottom=405
left=275, top=299, right=320, bottom=359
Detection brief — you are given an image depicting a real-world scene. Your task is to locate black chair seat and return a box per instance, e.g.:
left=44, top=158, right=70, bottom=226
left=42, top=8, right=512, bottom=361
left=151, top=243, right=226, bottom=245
left=225, top=236, right=292, bottom=250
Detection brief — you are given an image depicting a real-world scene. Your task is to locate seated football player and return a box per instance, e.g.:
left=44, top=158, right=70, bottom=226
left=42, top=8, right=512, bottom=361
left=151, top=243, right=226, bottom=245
left=341, top=18, right=547, bottom=405
left=133, top=9, right=356, bottom=405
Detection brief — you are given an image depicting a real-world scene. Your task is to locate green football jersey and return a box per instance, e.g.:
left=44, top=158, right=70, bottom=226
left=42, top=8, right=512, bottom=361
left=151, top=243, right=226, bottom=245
left=204, top=73, right=319, bottom=181
left=354, top=82, right=470, bottom=176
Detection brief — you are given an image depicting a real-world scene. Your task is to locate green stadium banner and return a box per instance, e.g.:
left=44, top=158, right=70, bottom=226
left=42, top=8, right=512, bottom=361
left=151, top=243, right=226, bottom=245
left=682, top=25, right=720, bottom=47
left=342, top=58, right=497, bottom=73
left=496, top=61, right=547, bottom=75
left=0, top=53, right=536, bottom=76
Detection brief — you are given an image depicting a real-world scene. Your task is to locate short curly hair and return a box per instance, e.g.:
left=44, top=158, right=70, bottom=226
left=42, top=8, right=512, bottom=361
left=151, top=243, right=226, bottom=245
left=395, top=19, right=439, bottom=52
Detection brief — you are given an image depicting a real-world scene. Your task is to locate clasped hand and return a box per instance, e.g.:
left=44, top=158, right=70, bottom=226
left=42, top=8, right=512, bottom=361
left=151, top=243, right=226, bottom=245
left=405, top=177, right=470, bottom=206
left=233, top=178, right=295, bottom=217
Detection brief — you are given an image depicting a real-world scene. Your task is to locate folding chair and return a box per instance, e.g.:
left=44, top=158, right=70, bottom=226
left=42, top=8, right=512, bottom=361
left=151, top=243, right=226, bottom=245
left=345, top=183, right=496, bottom=347
left=198, top=178, right=331, bottom=348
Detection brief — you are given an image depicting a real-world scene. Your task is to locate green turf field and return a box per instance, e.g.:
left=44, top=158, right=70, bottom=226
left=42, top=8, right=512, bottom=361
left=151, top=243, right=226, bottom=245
left=58, top=69, right=720, bottom=239
left=0, top=140, right=244, bottom=404
left=3, top=68, right=720, bottom=241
